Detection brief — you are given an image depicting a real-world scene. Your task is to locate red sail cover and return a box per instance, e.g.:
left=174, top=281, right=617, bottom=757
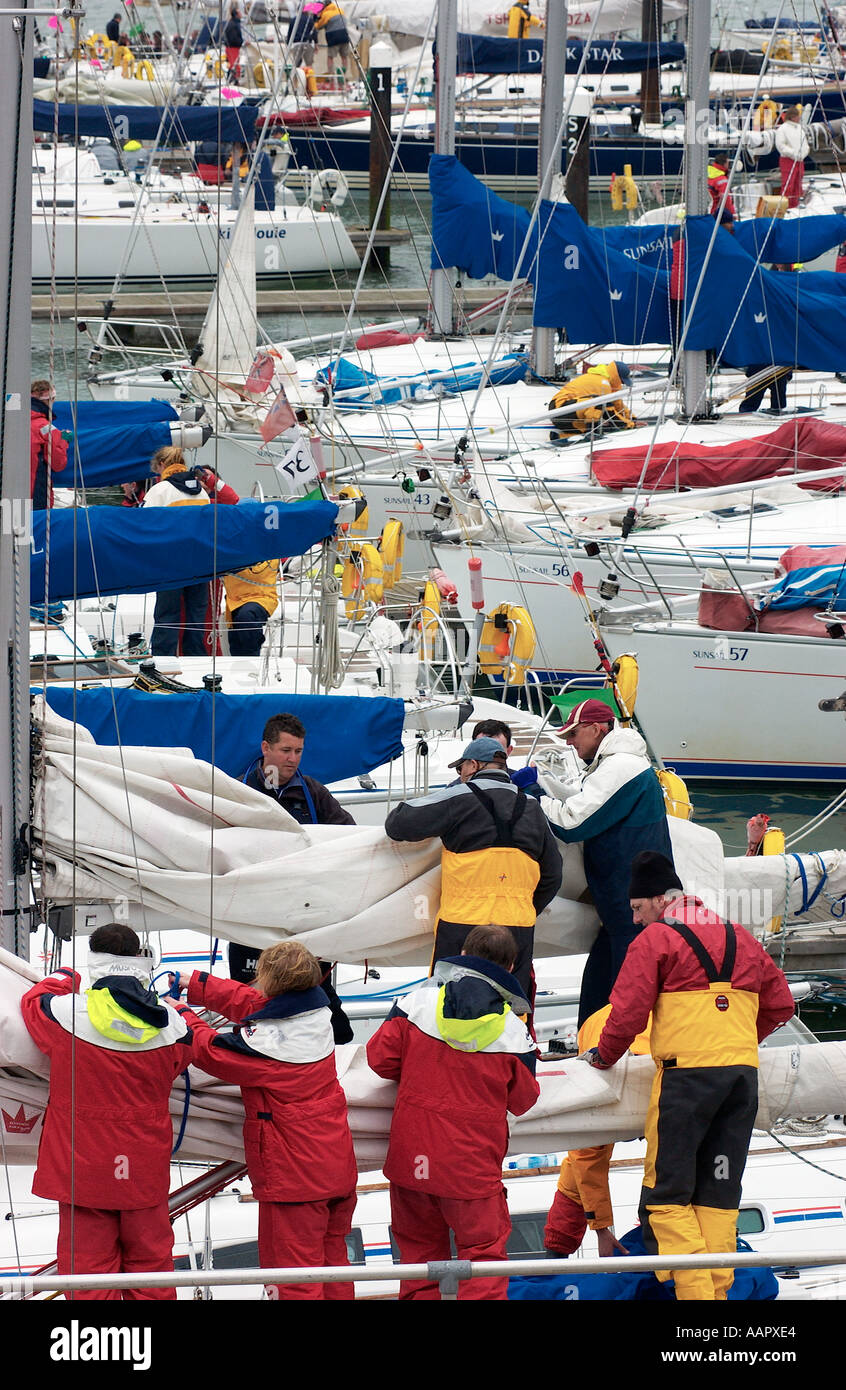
left=592, top=418, right=846, bottom=492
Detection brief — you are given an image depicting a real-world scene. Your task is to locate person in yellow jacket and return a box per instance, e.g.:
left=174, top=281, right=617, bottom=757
left=543, top=1004, right=651, bottom=1259
left=315, top=2, right=351, bottom=78
left=508, top=2, right=542, bottom=40
left=223, top=558, right=280, bottom=656
left=548, top=361, right=637, bottom=438
left=586, top=851, right=795, bottom=1301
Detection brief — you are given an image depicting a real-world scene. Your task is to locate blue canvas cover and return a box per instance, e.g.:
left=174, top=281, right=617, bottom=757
left=33, top=100, right=258, bottom=145
left=761, top=562, right=846, bottom=611
left=684, top=215, right=846, bottom=369
left=430, top=157, right=846, bottom=358
left=42, top=687, right=405, bottom=784
left=49, top=397, right=180, bottom=487
left=31, top=499, right=339, bottom=602
left=450, top=33, right=684, bottom=75
left=315, top=348, right=528, bottom=406
left=507, top=1229, right=778, bottom=1301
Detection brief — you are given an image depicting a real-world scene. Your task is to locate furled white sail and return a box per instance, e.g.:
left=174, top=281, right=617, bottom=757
left=31, top=702, right=846, bottom=965
left=0, top=946, right=842, bottom=1168
left=344, top=0, right=687, bottom=40
left=193, top=185, right=259, bottom=399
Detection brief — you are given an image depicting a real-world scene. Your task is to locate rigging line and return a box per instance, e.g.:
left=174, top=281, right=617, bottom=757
left=319, top=7, right=437, bottom=376
left=626, top=2, right=791, bottom=510
left=80, top=6, right=207, bottom=306
left=764, top=1127, right=846, bottom=1184
left=464, top=3, right=608, bottom=436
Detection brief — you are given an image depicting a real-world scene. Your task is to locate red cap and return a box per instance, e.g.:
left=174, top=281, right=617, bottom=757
left=559, top=698, right=616, bottom=736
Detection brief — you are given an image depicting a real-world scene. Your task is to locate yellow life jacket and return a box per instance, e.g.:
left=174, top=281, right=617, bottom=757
left=341, top=544, right=383, bottom=619
left=336, top=484, right=368, bottom=555
left=224, top=558, right=280, bottom=622
left=86, top=986, right=161, bottom=1046
left=378, top=519, right=404, bottom=590
left=507, top=3, right=539, bottom=38
left=439, top=778, right=540, bottom=928
left=440, top=845, right=539, bottom=927
left=478, top=603, right=536, bottom=685
left=658, top=767, right=693, bottom=820
left=649, top=917, right=760, bottom=1069
left=418, top=579, right=441, bottom=661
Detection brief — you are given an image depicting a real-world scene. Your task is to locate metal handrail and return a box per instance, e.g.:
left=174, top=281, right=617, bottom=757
left=4, top=1244, right=845, bottom=1299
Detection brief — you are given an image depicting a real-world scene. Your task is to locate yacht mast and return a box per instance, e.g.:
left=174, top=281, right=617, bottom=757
left=681, top=0, right=709, bottom=418
left=430, top=0, right=457, bottom=337
left=0, top=0, right=33, bottom=957
left=531, top=0, right=568, bottom=381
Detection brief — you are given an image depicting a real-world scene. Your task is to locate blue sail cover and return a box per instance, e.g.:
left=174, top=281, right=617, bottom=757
left=42, top=687, right=405, bottom=783
left=51, top=401, right=180, bottom=487
left=684, top=216, right=846, bottom=369
left=732, top=214, right=846, bottom=265
left=430, top=157, right=846, bottom=354
left=31, top=499, right=339, bottom=602
left=33, top=100, right=258, bottom=145
left=452, top=33, right=685, bottom=74
left=430, top=154, right=672, bottom=339
left=315, top=351, right=528, bottom=405
left=430, top=155, right=536, bottom=279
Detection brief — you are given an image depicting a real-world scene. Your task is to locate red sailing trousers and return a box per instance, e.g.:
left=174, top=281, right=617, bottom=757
left=57, top=1202, right=175, bottom=1300
left=389, top=1184, right=511, bottom=1300
left=259, top=1192, right=357, bottom=1300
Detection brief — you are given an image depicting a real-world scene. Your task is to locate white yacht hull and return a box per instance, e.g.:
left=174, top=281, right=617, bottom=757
left=32, top=208, right=359, bottom=281
left=600, top=620, right=846, bottom=782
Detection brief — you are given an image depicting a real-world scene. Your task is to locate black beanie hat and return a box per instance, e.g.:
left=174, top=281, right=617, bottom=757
left=629, top=851, right=683, bottom=899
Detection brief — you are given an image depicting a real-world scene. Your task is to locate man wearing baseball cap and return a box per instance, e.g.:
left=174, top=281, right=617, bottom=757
left=384, top=736, right=562, bottom=997
left=533, top=699, right=673, bottom=1027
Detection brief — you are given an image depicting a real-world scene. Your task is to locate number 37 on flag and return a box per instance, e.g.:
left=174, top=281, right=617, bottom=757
left=274, top=433, right=320, bottom=495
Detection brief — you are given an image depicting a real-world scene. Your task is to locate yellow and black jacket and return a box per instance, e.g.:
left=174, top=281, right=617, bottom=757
left=385, top=769, right=562, bottom=929
left=596, top=896, right=795, bottom=1068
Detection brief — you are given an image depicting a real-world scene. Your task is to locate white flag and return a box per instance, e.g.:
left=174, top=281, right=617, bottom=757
left=274, top=432, right=320, bottom=496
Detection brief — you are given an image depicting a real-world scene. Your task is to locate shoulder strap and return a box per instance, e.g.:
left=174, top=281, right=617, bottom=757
left=465, top=779, right=527, bottom=847
left=661, top=916, right=736, bottom=985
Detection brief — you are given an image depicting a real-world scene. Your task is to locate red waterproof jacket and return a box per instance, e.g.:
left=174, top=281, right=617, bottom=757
left=180, top=972, right=356, bottom=1202
left=597, top=896, right=795, bottom=1067
left=30, top=399, right=68, bottom=508
left=366, top=956, right=539, bottom=1199
left=20, top=963, right=195, bottom=1209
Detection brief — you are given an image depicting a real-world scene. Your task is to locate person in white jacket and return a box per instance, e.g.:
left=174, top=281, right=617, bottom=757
left=775, top=106, right=809, bottom=208
left=528, top=699, right=674, bottom=1028
left=142, top=445, right=210, bottom=656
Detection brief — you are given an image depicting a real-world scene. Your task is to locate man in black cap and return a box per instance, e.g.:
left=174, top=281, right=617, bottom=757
left=584, top=851, right=794, bottom=1301
left=532, top=699, right=673, bottom=1027
left=384, top=736, right=563, bottom=997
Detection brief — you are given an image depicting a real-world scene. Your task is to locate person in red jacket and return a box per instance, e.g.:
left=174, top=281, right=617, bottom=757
left=170, top=939, right=357, bottom=1300
left=707, top=154, right=735, bottom=227
left=30, top=379, right=68, bottom=508
left=19, top=923, right=195, bottom=1299
left=586, top=851, right=795, bottom=1300
left=366, top=923, right=540, bottom=1300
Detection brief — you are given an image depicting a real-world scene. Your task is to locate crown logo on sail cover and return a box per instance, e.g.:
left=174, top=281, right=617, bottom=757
left=2, top=1104, right=42, bottom=1134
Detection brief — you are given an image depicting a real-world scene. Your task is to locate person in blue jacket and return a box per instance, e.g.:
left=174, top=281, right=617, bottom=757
left=531, top=699, right=674, bottom=1026
left=230, top=711, right=355, bottom=1043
